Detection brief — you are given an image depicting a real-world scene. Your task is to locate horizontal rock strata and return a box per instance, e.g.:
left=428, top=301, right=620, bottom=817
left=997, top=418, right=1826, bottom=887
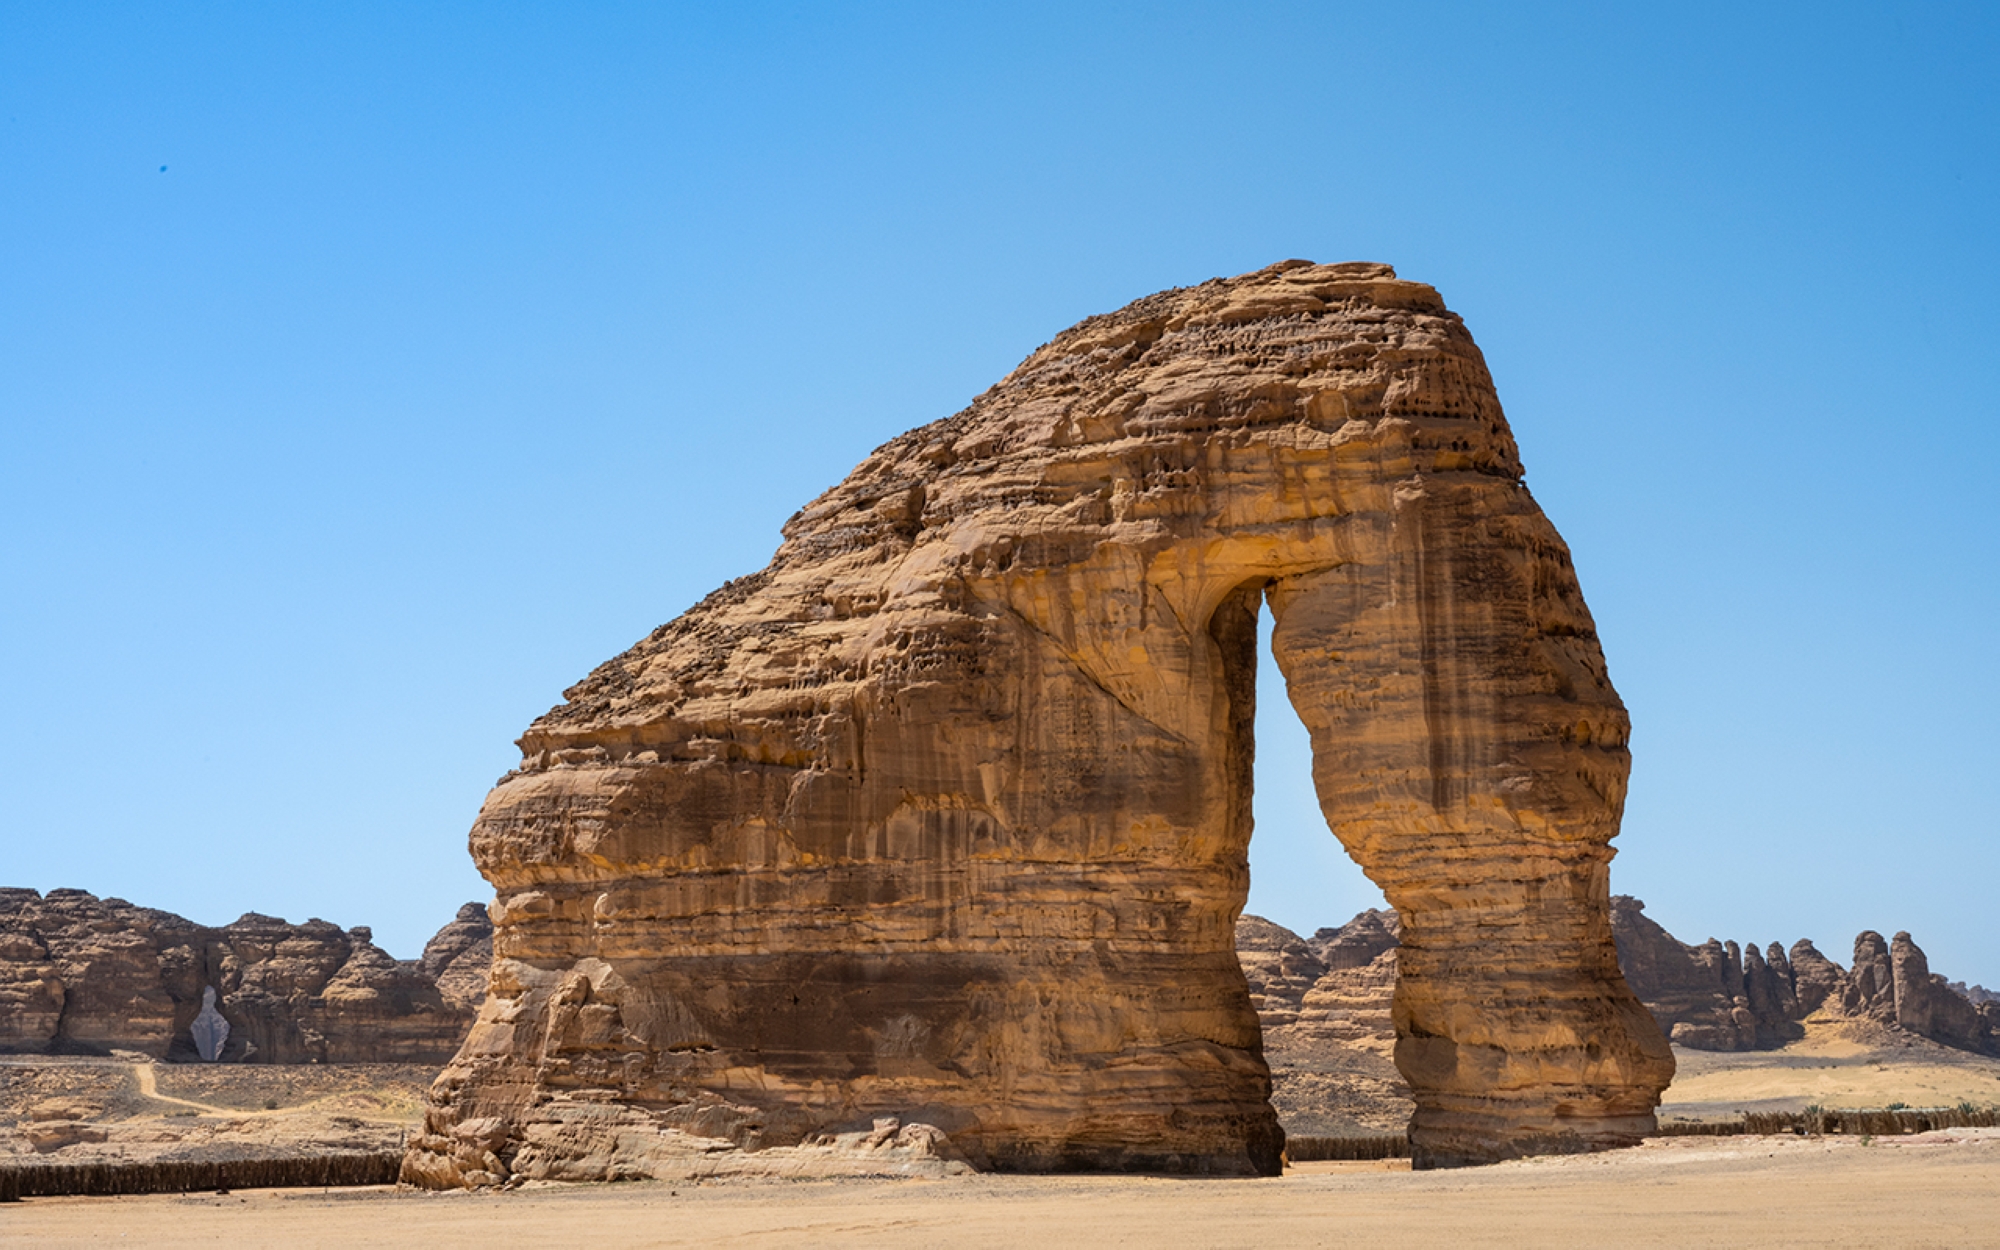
left=1236, top=914, right=1410, bottom=1136
left=409, top=260, right=1673, bottom=1186
left=0, top=889, right=490, bottom=1064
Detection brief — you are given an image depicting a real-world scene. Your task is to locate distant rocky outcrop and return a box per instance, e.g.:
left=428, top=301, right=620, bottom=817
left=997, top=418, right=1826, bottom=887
left=1606, top=897, right=1802, bottom=1050
left=1237, top=903, right=2000, bottom=1136
left=1607, top=898, right=1997, bottom=1056
left=0, top=889, right=492, bottom=1063
left=1307, top=909, right=1400, bottom=970
left=1947, top=980, right=2000, bottom=1008
left=1238, top=900, right=1998, bottom=1140
left=1236, top=913, right=1408, bottom=1136
left=419, top=904, right=496, bottom=1014
left=1234, top=916, right=1328, bottom=1028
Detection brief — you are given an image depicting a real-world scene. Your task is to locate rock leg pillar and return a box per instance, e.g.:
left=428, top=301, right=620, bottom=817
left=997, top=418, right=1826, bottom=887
left=1266, top=473, right=1674, bottom=1167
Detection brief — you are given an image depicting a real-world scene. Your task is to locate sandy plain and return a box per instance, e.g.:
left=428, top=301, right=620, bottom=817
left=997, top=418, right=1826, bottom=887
left=5, top=1132, right=1998, bottom=1248
left=7, top=1034, right=2000, bottom=1247
left=1657, top=1025, right=2000, bottom=1121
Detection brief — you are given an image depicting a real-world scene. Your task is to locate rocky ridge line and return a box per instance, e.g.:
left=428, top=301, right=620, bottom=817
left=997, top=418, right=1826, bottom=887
left=0, top=889, right=492, bottom=1064
left=1608, top=897, right=1999, bottom=1056
left=1237, top=905, right=1998, bottom=1138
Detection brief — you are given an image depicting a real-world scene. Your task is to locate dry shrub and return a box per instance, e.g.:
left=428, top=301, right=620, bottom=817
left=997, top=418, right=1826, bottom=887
left=1283, top=1133, right=1410, bottom=1162
left=1656, top=1105, right=1999, bottom=1139
left=0, top=1150, right=401, bottom=1200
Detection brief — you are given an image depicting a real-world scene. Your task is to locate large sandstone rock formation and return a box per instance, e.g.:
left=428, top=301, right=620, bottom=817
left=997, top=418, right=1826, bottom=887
left=1608, top=897, right=1999, bottom=1056
left=407, top=260, right=1672, bottom=1186
left=0, top=889, right=490, bottom=1064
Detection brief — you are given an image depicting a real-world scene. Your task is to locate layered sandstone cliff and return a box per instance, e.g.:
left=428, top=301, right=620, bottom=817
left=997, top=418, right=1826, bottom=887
left=421, top=903, right=498, bottom=1014
left=408, top=260, right=1672, bottom=1186
left=1236, top=913, right=1409, bottom=1135
left=0, top=889, right=490, bottom=1064
left=1608, top=898, right=1996, bottom=1056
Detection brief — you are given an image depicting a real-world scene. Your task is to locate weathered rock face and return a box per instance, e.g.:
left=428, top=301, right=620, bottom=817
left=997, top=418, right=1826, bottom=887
left=1843, top=931, right=1897, bottom=1021
left=1236, top=913, right=1412, bottom=1136
left=0, top=901, right=62, bottom=1049
left=412, top=260, right=1673, bottom=1185
left=0, top=889, right=202, bottom=1057
left=1946, top=980, right=2000, bottom=1008
left=421, top=904, right=498, bottom=1014
left=1264, top=924, right=1412, bottom=1136
left=0, top=889, right=489, bottom=1064
left=1787, top=940, right=1846, bottom=1016
left=1607, top=898, right=1801, bottom=1050
left=1234, top=916, right=1327, bottom=1029
left=1888, top=932, right=1992, bottom=1053
left=1608, top=900, right=1997, bottom=1057
left=1308, top=908, right=1400, bottom=971
left=1258, top=903, right=2000, bottom=1139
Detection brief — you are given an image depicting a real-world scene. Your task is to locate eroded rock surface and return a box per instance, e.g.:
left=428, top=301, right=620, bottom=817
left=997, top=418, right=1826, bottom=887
left=0, top=889, right=489, bottom=1064
left=1609, top=898, right=1999, bottom=1056
left=1248, top=906, right=2000, bottom=1139
left=409, top=260, right=1672, bottom=1185
left=1309, top=908, right=1400, bottom=971
left=421, top=904, right=498, bottom=1014
left=1234, top=917, right=1327, bottom=1029
left=1238, top=914, right=1411, bottom=1136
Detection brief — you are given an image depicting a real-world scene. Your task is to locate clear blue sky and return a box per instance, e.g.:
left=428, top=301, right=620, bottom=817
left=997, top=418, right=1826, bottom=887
left=3, top=4, right=1994, bottom=982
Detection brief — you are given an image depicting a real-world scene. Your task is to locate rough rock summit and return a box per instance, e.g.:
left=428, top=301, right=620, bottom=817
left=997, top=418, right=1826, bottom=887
left=407, top=261, right=1673, bottom=1185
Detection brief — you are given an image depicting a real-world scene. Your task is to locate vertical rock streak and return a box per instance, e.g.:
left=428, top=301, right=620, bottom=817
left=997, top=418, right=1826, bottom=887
left=407, top=261, right=1672, bottom=1185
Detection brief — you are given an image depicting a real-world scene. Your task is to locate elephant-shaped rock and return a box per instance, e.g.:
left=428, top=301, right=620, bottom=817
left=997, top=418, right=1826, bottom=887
left=406, top=260, right=1672, bottom=1184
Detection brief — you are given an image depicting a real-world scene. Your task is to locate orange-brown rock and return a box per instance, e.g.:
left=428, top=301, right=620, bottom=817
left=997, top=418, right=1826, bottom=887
left=1608, top=900, right=1998, bottom=1058
left=1309, top=908, right=1400, bottom=971
left=0, top=889, right=486, bottom=1064
left=1609, top=897, right=1799, bottom=1050
left=1233, top=916, right=1327, bottom=1029
left=1242, top=913, right=1413, bottom=1137
left=408, top=260, right=1672, bottom=1185
left=420, top=904, right=497, bottom=1013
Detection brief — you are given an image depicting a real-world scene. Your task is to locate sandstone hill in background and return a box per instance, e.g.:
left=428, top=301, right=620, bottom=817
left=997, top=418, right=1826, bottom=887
left=0, top=889, right=491, bottom=1064
left=1240, top=898, right=2000, bottom=1136
left=1607, top=896, right=1999, bottom=1055
left=6, top=881, right=1993, bottom=1125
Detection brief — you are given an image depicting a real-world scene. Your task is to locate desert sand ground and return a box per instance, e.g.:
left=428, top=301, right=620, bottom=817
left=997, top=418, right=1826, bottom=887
left=1657, top=1025, right=2000, bottom=1122
left=4, top=1132, right=1998, bottom=1248
left=0, top=1056, right=424, bottom=1161
left=7, top=1033, right=2000, bottom=1246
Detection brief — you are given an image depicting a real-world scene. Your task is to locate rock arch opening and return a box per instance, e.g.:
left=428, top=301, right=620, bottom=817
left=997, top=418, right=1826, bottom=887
left=1237, top=593, right=1404, bottom=1138
left=404, top=261, right=1673, bottom=1189
left=1244, top=606, right=1388, bottom=937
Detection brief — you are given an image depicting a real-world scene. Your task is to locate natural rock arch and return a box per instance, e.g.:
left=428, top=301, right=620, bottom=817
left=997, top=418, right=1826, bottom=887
left=405, top=261, right=1672, bottom=1185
